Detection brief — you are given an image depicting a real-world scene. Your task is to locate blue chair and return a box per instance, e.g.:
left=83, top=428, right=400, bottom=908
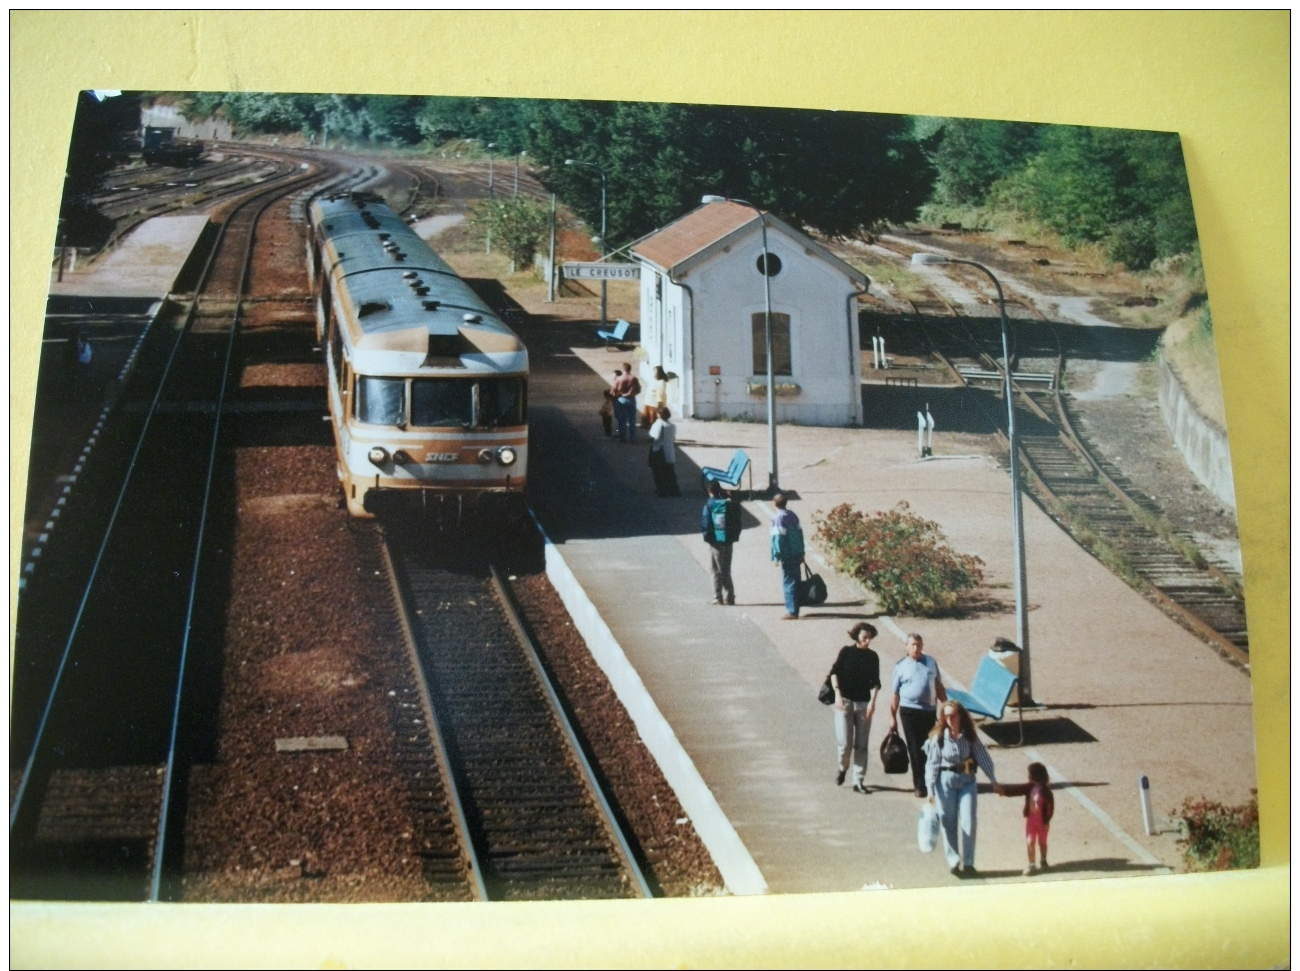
left=947, top=656, right=1023, bottom=746
left=597, top=319, right=630, bottom=348
left=701, top=450, right=752, bottom=499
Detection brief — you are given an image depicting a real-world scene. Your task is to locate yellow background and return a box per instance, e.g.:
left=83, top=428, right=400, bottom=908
left=10, top=11, right=1289, bottom=967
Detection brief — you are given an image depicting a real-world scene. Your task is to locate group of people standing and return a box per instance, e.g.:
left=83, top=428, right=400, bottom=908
left=828, top=627, right=1051, bottom=878
left=602, top=363, right=679, bottom=497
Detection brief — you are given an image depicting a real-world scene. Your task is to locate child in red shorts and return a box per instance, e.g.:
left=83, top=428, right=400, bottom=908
left=1023, top=762, right=1054, bottom=876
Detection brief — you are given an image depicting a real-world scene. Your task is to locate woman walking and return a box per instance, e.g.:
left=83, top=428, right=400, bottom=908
left=829, top=623, right=882, bottom=793
left=924, top=699, right=1004, bottom=877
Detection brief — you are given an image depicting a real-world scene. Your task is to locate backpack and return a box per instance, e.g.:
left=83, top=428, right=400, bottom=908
left=708, top=498, right=730, bottom=543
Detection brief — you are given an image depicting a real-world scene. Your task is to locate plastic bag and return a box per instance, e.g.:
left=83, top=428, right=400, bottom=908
left=918, top=803, right=939, bottom=853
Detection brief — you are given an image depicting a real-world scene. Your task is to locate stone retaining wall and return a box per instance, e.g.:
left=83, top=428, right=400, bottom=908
left=1158, top=352, right=1236, bottom=510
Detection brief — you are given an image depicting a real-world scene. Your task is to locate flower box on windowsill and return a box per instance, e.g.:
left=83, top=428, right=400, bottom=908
left=747, top=380, right=801, bottom=397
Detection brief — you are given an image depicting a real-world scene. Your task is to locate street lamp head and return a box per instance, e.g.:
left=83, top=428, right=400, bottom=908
left=910, top=253, right=949, bottom=266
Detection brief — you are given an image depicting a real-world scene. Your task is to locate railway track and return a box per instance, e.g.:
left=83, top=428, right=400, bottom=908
left=900, top=276, right=1248, bottom=665
left=382, top=527, right=653, bottom=901
left=10, top=159, right=335, bottom=901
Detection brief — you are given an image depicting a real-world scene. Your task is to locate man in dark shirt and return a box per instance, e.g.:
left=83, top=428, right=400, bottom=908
left=829, top=622, right=882, bottom=793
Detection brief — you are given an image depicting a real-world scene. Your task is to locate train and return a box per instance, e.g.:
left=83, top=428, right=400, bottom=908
left=308, top=190, right=528, bottom=519
left=141, top=126, right=204, bottom=166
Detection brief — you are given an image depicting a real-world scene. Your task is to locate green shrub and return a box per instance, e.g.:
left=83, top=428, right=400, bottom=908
left=813, top=502, right=984, bottom=616
left=1175, top=794, right=1259, bottom=872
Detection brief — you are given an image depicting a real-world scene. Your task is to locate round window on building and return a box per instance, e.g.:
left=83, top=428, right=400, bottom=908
left=756, top=252, right=782, bottom=277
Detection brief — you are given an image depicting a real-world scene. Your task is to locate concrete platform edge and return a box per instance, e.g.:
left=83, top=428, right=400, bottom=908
left=529, top=512, right=769, bottom=896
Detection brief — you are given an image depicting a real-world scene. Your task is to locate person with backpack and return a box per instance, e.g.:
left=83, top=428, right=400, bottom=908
left=702, top=480, right=741, bottom=604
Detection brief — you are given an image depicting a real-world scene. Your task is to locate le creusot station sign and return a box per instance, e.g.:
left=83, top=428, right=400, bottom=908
left=561, top=262, right=641, bottom=280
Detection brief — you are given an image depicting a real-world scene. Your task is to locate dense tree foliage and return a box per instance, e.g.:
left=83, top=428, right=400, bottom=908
left=180, top=93, right=932, bottom=244
left=174, top=92, right=1200, bottom=268
left=181, top=92, right=431, bottom=146
left=925, top=118, right=1198, bottom=268
left=528, top=100, right=934, bottom=246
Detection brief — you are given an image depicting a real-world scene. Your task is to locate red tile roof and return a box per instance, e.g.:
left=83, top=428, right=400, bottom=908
left=631, top=200, right=760, bottom=272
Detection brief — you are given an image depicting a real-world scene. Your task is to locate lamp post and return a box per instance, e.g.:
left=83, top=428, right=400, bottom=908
left=911, top=253, right=1033, bottom=702
left=514, top=151, right=526, bottom=198
left=485, top=143, right=496, bottom=255
left=564, top=159, right=608, bottom=329
left=702, top=195, right=779, bottom=494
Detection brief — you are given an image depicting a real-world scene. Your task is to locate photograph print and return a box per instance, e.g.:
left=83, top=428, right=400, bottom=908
left=10, top=89, right=1257, bottom=903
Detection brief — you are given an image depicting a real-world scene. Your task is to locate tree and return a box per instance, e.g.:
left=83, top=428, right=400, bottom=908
left=925, top=117, right=1043, bottom=206
left=468, top=197, right=553, bottom=268
left=527, top=100, right=933, bottom=246
left=991, top=125, right=1198, bottom=268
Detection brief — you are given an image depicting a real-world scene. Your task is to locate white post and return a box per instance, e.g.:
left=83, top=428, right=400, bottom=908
left=924, top=404, right=935, bottom=456
left=1139, top=775, right=1155, bottom=835
left=917, top=411, right=926, bottom=459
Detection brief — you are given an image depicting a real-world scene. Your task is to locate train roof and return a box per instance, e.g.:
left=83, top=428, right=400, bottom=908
left=311, top=193, right=526, bottom=372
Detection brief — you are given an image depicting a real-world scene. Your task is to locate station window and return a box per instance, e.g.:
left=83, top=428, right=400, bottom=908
left=751, top=312, right=792, bottom=376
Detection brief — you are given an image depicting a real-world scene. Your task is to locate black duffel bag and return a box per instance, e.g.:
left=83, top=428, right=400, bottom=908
left=880, top=729, right=910, bottom=774
left=798, top=562, right=828, bottom=606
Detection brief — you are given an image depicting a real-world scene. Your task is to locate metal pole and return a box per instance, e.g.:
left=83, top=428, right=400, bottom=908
left=565, top=160, right=609, bottom=329
left=911, top=253, right=1031, bottom=701
left=701, top=195, right=779, bottom=493
left=759, top=213, right=777, bottom=493
left=969, top=261, right=1031, bottom=701
left=599, top=171, right=608, bottom=330
left=546, top=193, right=557, bottom=302
left=486, top=144, right=495, bottom=255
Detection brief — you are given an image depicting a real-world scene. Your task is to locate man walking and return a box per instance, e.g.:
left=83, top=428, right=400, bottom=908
left=888, top=632, right=947, bottom=797
left=769, top=493, right=804, bottom=619
left=702, top=481, right=740, bottom=604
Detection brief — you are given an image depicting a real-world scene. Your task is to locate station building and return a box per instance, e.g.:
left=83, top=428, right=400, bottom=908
left=630, top=198, right=869, bottom=426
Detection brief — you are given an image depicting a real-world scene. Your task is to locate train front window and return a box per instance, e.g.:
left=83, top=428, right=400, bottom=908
left=356, top=376, right=405, bottom=425
left=477, top=377, right=525, bottom=427
left=411, top=378, right=473, bottom=427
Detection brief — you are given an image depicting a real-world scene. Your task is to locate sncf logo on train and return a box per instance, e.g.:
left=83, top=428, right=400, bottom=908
left=427, top=453, right=460, bottom=463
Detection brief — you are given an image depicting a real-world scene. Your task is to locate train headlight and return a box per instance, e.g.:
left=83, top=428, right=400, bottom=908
left=496, top=446, right=518, bottom=466
left=477, top=449, right=494, bottom=465
left=368, top=446, right=390, bottom=466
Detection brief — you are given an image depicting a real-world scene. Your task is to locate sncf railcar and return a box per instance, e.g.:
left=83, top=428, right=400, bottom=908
left=308, top=191, right=527, bottom=518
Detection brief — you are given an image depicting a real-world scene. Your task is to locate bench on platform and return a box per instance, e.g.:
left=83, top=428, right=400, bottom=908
left=947, top=655, right=1023, bottom=746
left=597, top=318, right=630, bottom=348
left=701, top=449, right=752, bottom=499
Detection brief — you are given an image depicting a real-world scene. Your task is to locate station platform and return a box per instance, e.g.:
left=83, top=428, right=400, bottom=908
left=20, top=215, right=210, bottom=580
left=47, top=213, right=211, bottom=299
left=523, top=330, right=1257, bottom=895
